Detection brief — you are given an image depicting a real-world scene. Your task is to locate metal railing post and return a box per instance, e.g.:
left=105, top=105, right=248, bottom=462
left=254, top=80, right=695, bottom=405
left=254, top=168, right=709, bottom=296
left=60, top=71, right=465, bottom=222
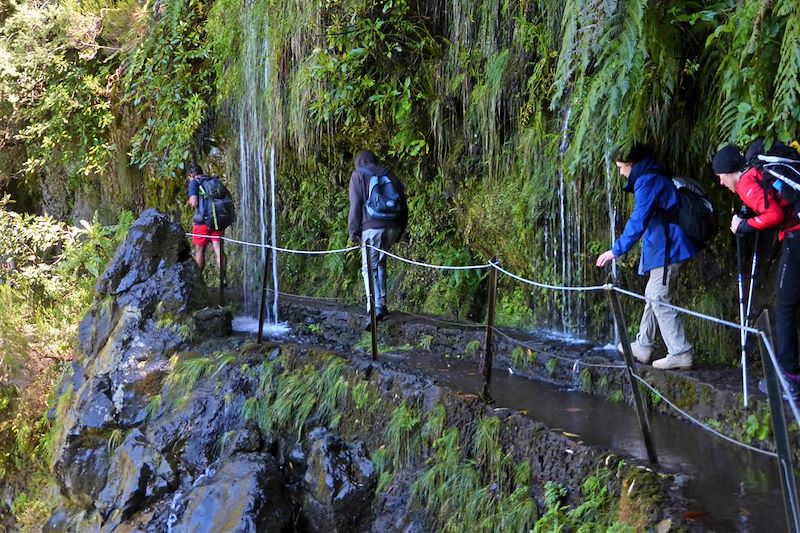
left=365, top=243, right=379, bottom=361
left=480, top=260, right=498, bottom=401
left=605, top=282, right=658, bottom=465
left=219, top=242, right=226, bottom=307
left=756, top=310, right=800, bottom=533
left=257, top=246, right=272, bottom=344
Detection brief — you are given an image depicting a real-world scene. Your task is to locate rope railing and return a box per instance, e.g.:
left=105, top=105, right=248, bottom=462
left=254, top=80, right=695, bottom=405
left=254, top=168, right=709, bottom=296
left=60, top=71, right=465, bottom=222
left=489, top=260, right=609, bottom=293
left=757, top=330, right=800, bottom=425
left=188, top=230, right=800, bottom=450
left=490, top=326, right=626, bottom=370
left=612, top=286, right=762, bottom=335
left=631, top=373, right=778, bottom=458
left=185, top=233, right=360, bottom=255
left=263, top=288, right=360, bottom=304
left=375, top=245, right=491, bottom=271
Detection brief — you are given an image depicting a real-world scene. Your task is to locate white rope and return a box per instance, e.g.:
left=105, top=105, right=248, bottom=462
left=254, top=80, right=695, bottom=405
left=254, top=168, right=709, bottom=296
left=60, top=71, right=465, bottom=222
left=185, top=233, right=359, bottom=255
left=400, top=309, right=486, bottom=330
left=631, top=373, right=778, bottom=458
left=490, top=261, right=607, bottom=292
left=264, top=288, right=359, bottom=304
left=490, top=327, right=626, bottom=369
left=612, top=286, right=762, bottom=335
left=364, top=244, right=491, bottom=271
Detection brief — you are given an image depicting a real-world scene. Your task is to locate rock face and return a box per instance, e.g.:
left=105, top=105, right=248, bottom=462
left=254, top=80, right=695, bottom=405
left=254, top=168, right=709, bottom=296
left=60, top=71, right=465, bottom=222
left=297, top=428, right=377, bottom=532
left=178, top=453, right=292, bottom=532
left=53, top=210, right=205, bottom=513
left=48, top=209, right=382, bottom=532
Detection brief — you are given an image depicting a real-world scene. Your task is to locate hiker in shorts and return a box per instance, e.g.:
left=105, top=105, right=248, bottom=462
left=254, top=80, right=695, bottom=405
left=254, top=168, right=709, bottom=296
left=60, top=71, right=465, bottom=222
left=187, top=163, right=226, bottom=277
left=712, top=144, right=800, bottom=400
left=348, top=150, right=407, bottom=329
left=596, top=143, right=697, bottom=369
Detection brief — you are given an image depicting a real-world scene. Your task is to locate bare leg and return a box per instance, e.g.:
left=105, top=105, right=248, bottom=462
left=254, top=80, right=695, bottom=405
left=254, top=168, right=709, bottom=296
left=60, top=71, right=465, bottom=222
left=211, top=240, right=226, bottom=282
left=194, top=244, right=206, bottom=274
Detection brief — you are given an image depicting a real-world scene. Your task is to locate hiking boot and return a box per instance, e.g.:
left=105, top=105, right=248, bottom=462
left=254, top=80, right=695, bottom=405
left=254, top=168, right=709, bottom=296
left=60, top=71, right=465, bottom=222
left=652, top=350, right=693, bottom=370
left=617, top=341, right=654, bottom=364
left=758, top=376, right=800, bottom=402
left=376, top=307, right=390, bottom=321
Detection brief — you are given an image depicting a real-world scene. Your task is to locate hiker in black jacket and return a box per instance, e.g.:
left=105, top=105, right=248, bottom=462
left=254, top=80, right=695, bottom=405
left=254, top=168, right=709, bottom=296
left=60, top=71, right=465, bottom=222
left=348, top=150, right=408, bottom=329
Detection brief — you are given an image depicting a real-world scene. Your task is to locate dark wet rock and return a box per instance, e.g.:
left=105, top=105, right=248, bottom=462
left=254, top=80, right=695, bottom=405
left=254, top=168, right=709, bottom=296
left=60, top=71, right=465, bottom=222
left=43, top=506, right=70, bottom=533
left=52, top=209, right=206, bottom=514
left=218, top=427, right=262, bottom=459
left=144, top=363, right=252, bottom=475
left=298, top=427, right=377, bottom=532
left=178, top=453, right=291, bottom=532
left=71, top=374, right=114, bottom=431
left=95, top=208, right=195, bottom=297
left=193, top=306, right=233, bottom=338
left=56, top=444, right=110, bottom=509
left=369, top=469, right=431, bottom=533
left=44, top=509, right=101, bottom=533
left=95, top=429, right=176, bottom=523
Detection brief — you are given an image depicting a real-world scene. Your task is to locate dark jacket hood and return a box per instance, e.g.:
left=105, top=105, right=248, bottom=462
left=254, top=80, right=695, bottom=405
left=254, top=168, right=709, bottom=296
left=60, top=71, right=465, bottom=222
left=353, top=150, right=388, bottom=175
left=354, top=150, right=377, bottom=169
left=623, top=156, right=664, bottom=193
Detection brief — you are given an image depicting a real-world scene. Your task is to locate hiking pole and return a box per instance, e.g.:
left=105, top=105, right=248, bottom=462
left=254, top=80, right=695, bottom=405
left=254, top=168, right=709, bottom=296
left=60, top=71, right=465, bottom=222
left=743, top=232, right=760, bottom=347
left=480, top=259, right=498, bottom=402
left=365, top=243, right=379, bottom=361
left=736, top=232, right=749, bottom=408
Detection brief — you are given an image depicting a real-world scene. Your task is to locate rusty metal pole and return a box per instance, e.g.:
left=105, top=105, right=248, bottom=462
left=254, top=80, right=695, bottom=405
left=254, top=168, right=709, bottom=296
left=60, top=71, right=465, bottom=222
left=219, top=241, right=226, bottom=307
left=756, top=310, right=800, bottom=533
left=365, top=243, right=379, bottom=361
left=256, top=246, right=271, bottom=344
left=480, top=260, right=498, bottom=401
left=605, top=281, right=658, bottom=465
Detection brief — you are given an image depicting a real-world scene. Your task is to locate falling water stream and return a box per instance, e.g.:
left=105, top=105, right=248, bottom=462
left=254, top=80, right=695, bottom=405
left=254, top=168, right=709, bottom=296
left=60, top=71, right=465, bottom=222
left=235, top=6, right=279, bottom=324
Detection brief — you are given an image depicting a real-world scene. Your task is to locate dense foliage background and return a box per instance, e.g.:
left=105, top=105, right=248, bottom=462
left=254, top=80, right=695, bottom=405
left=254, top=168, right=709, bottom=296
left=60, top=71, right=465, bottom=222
left=0, top=0, right=797, bottom=361
left=0, top=0, right=798, bottom=528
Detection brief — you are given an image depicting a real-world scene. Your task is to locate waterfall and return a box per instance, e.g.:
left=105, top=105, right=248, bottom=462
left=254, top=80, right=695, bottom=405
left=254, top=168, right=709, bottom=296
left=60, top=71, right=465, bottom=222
left=557, top=105, right=573, bottom=329
left=236, top=7, right=273, bottom=319
left=605, top=144, right=619, bottom=345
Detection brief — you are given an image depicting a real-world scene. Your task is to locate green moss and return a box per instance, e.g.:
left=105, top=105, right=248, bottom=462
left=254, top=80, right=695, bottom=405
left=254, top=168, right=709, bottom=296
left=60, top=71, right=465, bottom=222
left=616, top=467, right=665, bottom=530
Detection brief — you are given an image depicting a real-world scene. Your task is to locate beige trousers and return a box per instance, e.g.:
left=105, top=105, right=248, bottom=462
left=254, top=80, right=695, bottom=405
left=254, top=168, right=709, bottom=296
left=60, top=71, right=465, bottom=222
left=636, top=264, right=692, bottom=356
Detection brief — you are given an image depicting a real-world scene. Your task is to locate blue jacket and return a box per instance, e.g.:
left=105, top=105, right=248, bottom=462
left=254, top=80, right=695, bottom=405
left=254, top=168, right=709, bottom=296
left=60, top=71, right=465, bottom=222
left=611, top=157, right=697, bottom=275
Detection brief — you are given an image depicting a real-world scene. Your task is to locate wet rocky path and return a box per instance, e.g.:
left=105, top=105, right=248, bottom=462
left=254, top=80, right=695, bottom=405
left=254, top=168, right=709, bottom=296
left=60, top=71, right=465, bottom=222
left=268, top=296, right=793, bottom=532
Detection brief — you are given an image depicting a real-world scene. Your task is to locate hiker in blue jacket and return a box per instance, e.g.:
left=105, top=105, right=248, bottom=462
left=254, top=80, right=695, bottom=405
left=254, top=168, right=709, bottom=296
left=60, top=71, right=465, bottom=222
left=596, top=144, right=697, bottom=369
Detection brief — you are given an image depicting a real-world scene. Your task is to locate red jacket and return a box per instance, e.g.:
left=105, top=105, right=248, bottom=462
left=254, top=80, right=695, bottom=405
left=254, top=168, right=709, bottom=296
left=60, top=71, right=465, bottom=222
left=737, top=167, right=800, bottom=240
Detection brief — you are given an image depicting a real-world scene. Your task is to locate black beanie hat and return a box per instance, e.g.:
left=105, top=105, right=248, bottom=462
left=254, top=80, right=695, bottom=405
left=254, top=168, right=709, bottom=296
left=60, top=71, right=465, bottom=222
left=711, top=145, right=745, bottom=174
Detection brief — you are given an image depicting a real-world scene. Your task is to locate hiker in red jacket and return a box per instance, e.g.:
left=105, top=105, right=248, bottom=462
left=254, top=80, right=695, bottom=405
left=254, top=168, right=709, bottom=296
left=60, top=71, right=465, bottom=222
left=712, top=144, right=800, bottom=401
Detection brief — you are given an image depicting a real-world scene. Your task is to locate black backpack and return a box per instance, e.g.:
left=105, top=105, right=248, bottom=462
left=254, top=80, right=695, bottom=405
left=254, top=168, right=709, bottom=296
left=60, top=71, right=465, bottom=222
left=360, top=167, right=402, bottom=221
left=197, top=176, right=235, bottom=231
left=746, top=140, right=800, bottom=209
left=670, top=177, right=719, bottom=249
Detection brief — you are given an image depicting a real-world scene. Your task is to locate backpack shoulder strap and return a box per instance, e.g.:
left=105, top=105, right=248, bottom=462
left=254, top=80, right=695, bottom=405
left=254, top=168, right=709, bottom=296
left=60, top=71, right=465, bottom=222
left=753, top=169, right=778, bottom=208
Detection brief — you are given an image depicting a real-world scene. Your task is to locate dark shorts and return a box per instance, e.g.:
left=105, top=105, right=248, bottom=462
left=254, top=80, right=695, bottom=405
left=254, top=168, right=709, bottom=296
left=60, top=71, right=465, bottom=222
left=192, top=225, right=223, bottom=246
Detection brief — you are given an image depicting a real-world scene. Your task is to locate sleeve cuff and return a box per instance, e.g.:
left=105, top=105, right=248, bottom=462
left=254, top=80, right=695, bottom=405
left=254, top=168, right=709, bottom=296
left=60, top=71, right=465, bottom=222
left=737, top=219, right=756, bottom=234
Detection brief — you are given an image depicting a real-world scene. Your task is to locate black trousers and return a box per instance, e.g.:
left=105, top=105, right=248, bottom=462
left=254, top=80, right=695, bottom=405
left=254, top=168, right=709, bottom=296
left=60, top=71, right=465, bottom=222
left=775, top=235, right=800, bottom=375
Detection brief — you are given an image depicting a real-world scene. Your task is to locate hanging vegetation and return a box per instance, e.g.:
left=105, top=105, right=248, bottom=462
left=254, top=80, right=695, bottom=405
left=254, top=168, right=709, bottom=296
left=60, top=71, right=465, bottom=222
left=1, top=0, right=799, bottom=353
